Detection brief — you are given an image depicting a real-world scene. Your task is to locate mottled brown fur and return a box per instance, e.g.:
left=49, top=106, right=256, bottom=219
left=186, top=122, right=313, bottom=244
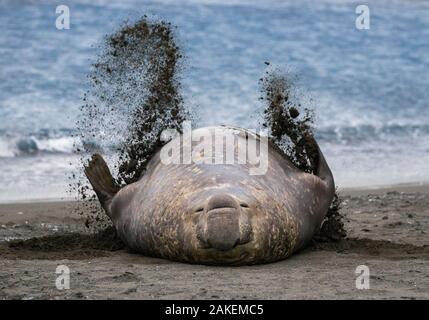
left=91, top=127, right=335, bottom=265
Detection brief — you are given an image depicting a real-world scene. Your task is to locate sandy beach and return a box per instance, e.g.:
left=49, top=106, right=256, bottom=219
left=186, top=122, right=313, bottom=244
left=1, top=0, right=428, bottom=304
left=0, top=184, right=428, bottom=300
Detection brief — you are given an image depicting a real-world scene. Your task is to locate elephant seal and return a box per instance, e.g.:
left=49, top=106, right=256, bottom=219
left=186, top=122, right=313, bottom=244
left=85, top=126, right=335, bottom=265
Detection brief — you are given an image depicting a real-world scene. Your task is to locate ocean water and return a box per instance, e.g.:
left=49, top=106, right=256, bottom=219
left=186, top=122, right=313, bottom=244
left=1, top=0, right=429, bottom=201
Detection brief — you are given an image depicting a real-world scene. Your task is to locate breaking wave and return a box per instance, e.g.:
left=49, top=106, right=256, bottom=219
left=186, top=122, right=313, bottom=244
left=0, top=135, right=78, bottom=157
left=1, top=123, right=428, bottom=158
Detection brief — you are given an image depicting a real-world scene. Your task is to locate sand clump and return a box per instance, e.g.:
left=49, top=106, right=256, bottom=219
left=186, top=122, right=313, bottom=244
left=259, top=69, right=346, bottom=241
left=72, top=17, right=190, bottom=230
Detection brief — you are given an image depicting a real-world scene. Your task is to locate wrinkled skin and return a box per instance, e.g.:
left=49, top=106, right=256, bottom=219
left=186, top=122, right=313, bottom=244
left=108, top=127, right=335, bottom=265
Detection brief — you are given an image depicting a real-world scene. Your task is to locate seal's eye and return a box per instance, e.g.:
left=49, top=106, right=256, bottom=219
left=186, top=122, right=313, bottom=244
left=194, top=207, right=204, bottom=213
left=240, top=203, right=249, bottom=208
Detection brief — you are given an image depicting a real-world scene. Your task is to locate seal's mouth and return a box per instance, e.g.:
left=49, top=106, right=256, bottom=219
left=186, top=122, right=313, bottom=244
left=207, top=207, right=238, bottom=214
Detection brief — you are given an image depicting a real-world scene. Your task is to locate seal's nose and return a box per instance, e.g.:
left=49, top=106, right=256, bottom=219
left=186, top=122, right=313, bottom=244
left=197, top=193, right=251, bottom=251
left=206, top=194, right=240, bottom=251
left=206, top=208, right=240, bottom=250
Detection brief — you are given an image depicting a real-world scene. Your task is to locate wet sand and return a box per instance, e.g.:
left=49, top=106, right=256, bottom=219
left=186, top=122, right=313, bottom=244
left=0, top=185, right=428, bottom=300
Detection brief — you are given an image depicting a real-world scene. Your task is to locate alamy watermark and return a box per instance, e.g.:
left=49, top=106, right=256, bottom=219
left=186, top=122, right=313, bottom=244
left=355, top=265, right=370, bottom=289
left=160, top=122, right=269, bottom=175
left=56, top=5, right=70, bottom=30
left=355, top=5, right=370, bottom=30
left=55, top=265, right=70, bottom=290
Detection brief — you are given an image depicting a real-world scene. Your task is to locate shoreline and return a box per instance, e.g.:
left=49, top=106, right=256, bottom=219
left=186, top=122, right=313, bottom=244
left=1, top=181, right=429, bottom=205
left=339, top=181, right=429, bottom=196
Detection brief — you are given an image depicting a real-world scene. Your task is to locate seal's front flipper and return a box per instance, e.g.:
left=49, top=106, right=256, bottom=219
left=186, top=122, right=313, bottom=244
left=84, top=153, right=120, bottom=217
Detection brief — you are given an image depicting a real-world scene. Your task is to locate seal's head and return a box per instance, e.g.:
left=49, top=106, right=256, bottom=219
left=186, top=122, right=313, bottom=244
left=168, top=156, right=302, bottom=265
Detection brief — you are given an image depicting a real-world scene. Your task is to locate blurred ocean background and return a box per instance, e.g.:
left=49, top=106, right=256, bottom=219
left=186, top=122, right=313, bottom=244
left=0, top=0, right=428, bottom=201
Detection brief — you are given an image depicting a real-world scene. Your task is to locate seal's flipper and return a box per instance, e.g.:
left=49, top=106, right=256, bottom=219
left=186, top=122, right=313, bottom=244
left=310, top=136, right=335, bottom=193
left=84, top=153, right=120, bottom=217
